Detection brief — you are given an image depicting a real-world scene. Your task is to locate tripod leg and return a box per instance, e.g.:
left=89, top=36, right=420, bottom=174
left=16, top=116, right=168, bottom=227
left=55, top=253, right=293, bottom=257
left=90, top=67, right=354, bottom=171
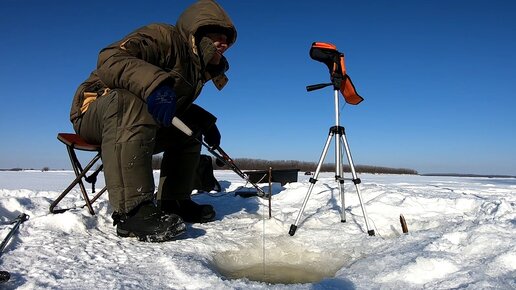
left=335, top=129, right=346, bottom=223
left=289, top=132, right=334, bottom=236
left=341, top=134, right=375, bottom=236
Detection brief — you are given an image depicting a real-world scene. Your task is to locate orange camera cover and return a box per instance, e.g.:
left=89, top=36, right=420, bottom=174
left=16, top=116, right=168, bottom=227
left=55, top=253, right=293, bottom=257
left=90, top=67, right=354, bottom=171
left=311, top=42, right=363, bottom=105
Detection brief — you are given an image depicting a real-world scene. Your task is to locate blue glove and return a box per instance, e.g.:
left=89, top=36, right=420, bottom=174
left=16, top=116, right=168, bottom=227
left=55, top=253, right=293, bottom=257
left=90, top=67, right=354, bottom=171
left=146, top=85, right=177, bottom=127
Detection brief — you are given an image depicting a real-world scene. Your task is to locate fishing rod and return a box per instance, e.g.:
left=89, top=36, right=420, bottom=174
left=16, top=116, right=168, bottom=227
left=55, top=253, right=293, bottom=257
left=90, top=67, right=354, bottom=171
left=172, top=117, right=269, bottom=198
left=1, top=213, right=29, bottom=283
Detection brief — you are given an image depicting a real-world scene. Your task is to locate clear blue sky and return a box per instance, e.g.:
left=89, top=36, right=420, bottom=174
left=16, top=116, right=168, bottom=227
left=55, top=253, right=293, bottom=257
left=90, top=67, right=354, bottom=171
left=1, top=0, right=515, bottom=175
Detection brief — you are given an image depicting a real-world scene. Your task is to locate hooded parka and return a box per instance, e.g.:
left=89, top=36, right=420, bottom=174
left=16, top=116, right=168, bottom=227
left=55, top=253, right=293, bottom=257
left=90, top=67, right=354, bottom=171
left=70, top=0, right=237, bottom=213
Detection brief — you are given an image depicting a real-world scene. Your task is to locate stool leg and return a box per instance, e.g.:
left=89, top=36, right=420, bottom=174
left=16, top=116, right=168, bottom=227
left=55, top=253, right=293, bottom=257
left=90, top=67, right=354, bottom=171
left=50, top=147, right=102, bottom=215
left=84, top=186, right=108, bottom=208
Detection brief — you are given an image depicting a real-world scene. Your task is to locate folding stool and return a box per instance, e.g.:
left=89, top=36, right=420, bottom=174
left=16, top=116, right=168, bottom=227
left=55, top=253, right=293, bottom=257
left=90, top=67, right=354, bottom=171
left=50, top=133, right=107, bottom=215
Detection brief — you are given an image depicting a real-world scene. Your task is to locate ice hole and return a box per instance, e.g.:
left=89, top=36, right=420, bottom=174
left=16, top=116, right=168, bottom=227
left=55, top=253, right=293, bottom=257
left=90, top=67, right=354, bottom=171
left=212, top=243, right=349, bottom=284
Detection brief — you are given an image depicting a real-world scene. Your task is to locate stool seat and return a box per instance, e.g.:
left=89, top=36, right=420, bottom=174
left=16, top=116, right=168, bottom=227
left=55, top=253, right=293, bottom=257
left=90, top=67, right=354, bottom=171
left=50, top=133, right=106, bottom=215
left=57, top=133, right=100, bottom=151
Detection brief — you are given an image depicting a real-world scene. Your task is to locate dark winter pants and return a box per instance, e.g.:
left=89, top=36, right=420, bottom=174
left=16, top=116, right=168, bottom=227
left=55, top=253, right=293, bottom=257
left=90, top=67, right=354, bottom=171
left=73, top=89, right=200, bottom=213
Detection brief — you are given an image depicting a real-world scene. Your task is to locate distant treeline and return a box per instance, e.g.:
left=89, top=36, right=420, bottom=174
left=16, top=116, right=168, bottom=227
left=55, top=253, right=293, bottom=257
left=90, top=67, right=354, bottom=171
left=152, top=156, right=419, bottom=175
left=421, top=173, right=516, bottom=178
left=0, top=167, right=50, bottom=172
left=0, top=158, right=418, bottom=175
left=225, top=158, right=419, bottom=175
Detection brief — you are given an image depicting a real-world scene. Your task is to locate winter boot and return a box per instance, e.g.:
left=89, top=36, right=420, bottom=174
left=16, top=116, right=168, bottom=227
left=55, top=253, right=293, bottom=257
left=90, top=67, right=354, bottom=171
left=161, top=199, right=216, bottom=223
left=112, top=201, right=186, bottom=242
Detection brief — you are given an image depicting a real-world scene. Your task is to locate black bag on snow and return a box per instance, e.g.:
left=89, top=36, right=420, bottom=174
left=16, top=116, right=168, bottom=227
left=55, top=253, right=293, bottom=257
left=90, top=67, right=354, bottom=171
left=195, top=154, right=221, bottom=192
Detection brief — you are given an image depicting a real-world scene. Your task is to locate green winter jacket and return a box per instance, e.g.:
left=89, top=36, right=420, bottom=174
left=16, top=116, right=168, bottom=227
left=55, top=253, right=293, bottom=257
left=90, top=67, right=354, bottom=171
left=70, top=0, right=237, bottom=122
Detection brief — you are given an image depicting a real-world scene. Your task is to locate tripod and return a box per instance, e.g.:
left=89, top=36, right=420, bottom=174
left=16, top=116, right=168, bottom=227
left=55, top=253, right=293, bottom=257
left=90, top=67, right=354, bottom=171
left=288, top=75, right=375, bottom=237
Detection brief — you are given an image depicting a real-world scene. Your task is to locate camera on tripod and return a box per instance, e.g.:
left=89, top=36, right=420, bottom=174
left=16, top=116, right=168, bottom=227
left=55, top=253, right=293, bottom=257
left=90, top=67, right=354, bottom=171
left=289, top=42, right=374, bottom=237
left=307, top=42, right=364, bottom=106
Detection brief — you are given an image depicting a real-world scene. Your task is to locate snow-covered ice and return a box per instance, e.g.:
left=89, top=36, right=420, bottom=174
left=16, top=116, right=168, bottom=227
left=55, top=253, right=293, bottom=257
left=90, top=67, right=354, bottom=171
left=0, top=170, right=515, bottom=289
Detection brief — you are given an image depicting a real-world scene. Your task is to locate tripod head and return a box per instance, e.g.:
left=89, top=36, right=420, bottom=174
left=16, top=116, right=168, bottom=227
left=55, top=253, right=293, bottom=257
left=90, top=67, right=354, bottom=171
left=307, top=42, right=364, bottom=105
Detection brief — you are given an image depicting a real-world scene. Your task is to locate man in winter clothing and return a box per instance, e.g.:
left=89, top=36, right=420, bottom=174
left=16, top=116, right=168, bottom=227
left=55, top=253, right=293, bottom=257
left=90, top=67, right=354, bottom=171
left=69, top=0, right=237, bottom=242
